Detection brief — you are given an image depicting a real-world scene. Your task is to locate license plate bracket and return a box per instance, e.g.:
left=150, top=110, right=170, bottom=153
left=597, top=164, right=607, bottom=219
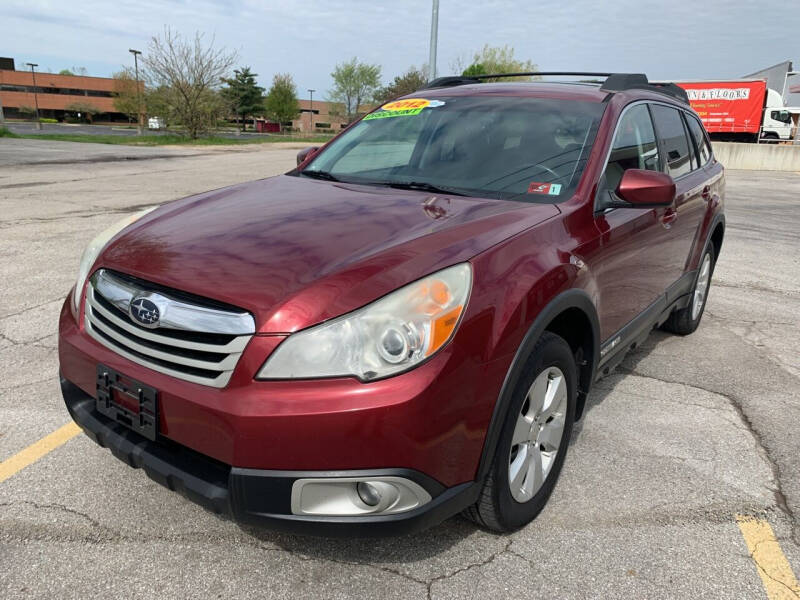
left=96, top=365, right=158, bottom=441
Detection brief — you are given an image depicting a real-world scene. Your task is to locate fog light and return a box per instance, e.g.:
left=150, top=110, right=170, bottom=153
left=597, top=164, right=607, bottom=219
left=357, top=481, right=382, bottom=506
left=290, top=476, right=433, bottom=516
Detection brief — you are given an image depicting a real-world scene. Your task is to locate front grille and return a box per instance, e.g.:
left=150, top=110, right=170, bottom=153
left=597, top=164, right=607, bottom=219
left=84, top=269, right=255, bottom=388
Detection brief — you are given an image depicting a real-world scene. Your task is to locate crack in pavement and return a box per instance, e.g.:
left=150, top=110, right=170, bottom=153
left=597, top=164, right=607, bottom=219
left=0, top=501, right=288, bottom=552
left=280, top=547, right=429, bottom=591
left=706, top=311, right=797, bottom=328
left=0, top=202, right=160, bottom=229
left=0, top=500, right=103, bottom=529
left=617, top=366, right=799, bottom=548
left=0, top=331, right=59, bottom=353
left=0, top=501, right=502, bottom=594
left=425, top=538, right=514, bottom=599
left=0, top=497, right=516, bottom=597
left=704, top=312, right=800, bottom=383
left=714, top=280, right=800, bottom=299
left=746, top=538, right=800, bottom=598
left=0, top=375, right=58, bottom=393
left=593, top=378, right=752, bottom=434
left=0, top=298, right=63, bottom=321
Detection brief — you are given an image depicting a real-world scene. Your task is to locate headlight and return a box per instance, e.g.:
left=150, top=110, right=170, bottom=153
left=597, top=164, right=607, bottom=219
left=72, top=206, right=159, bottom=313
left=258, top=263, right=472, bottom=381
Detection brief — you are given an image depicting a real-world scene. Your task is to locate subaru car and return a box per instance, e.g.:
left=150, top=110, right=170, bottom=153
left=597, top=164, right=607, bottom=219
left=58, top=72, right=725, bottom=535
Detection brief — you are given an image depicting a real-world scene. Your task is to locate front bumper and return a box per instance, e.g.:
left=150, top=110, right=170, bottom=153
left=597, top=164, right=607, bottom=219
left=62, top=377, right=479, bottom=536
left=59, top=295, right=502, bottom=488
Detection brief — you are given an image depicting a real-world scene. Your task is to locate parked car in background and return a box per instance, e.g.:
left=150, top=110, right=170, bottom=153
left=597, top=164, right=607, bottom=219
left=59, top=72, right=725, bottom=535
left=147, top=116, right=165, bottom=130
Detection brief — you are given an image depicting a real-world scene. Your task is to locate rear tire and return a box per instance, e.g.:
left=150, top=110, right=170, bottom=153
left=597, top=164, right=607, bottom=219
left=464, top=332, right=576, bottom=532
left=661, top=246, right=715, bottom=336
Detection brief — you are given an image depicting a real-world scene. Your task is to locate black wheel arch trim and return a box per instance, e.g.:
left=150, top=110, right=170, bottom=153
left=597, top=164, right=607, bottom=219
left=707, top=213, right=725, bottom=261
left=476, top=288, right=600, bottom=481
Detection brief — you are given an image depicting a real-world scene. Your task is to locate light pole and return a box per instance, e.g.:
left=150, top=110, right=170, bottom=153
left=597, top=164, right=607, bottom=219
left=428, top=0, right=439, bottom=81
left=26, top=63, right=42, bottom=130
left=129, top=49, right=144, bottom=135
left=307, top=89, right=315, bottom=134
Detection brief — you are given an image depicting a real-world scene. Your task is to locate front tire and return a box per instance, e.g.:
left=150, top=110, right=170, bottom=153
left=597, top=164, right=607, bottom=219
left=661, top=245, right=715, bottom=336
left=464, top=332, right=577, bottom=532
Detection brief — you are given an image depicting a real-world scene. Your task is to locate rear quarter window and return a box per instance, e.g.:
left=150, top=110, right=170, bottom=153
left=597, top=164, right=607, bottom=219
left=651, top=105, right=693, bottom=178
left=685, top=114, right=712, bottom=167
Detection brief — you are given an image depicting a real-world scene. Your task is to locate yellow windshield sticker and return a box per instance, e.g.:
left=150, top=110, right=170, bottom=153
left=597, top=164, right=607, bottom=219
left=364, top=98, right=444, bottom=120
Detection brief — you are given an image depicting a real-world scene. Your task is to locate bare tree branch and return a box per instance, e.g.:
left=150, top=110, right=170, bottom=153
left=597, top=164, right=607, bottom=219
left=143, top=27, right=237, bottom=138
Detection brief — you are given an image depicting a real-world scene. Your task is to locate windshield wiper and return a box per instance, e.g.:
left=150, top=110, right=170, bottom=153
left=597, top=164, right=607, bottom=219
left=385, top=181, right=468, bottom=196
left=300, top=170, right=341, bottom=182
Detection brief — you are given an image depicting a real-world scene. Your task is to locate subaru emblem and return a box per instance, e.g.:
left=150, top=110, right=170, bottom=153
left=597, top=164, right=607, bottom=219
left=129, top=296, right=161, bottom=328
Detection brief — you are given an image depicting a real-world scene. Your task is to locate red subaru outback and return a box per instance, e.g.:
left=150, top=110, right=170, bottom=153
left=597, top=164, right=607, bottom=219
left=58, top=73, right=724, bottom=535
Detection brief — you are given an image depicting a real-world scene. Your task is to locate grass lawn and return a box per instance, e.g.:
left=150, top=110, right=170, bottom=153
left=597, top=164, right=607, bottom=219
left=0, top=127, right=334, bottom=146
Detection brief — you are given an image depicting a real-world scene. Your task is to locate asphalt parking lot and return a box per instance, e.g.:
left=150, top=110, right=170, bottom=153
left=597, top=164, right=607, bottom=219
left=3, top=122, right=163, bottom=137
left=1, top=138, right=798, bottom=599
left=3, top=121, right=277, bottom=140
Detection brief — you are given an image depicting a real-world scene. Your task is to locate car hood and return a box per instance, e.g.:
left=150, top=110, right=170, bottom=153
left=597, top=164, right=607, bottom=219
left=99, top=175, right=559, bottom=333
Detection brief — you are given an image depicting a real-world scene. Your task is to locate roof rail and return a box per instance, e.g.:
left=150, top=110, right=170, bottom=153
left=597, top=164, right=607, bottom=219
left=420, top=72, right=690, bottom=104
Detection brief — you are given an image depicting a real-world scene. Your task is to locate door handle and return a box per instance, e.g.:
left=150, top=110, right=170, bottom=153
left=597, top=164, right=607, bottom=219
left=661, top=208, right=677, bottom=228
left=701, top=186, right=711, bottom=201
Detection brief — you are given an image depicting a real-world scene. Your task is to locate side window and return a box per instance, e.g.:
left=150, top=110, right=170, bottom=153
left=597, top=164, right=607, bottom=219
left=685, top=113, right=711, bottom=166
left=651, top=105, right=692, bottom=178
left=605, top=104, right=660, bottom=192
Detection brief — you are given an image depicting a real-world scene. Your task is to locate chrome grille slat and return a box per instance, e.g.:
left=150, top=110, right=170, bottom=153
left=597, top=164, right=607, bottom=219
left=86, top=311, right=242, bottom=370
left=87, top=291, right=250, bottom=354
left=93, top=269, right=255, bottom=335
left=84, top=270, right=255, bottom=388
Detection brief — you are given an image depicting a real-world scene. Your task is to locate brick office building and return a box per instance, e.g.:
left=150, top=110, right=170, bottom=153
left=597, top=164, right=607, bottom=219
left=293, top=98, right=348, bottom=132
left=0, top=58, right=126, bottom=121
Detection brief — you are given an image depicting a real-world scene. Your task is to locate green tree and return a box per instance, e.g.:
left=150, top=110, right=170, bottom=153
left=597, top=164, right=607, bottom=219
left=143, top=27, right=236, bottom=138
left=328, top=58, right=381, bottom=121
left=221, top=66, right=265, bottom=131
left=264, top=73, right=299, bottom=132
left=459, top=45, right=537, bottom=81
left=59, top=67, right=88, bottom=76
left=374, top=66, right=428, bottom=104
left=65, top=102, right=100, bottom=123
left=461, top=63, right=487, bottom=78
left=112, top=69, right=144, bottom=123
left=145, top=85, right=172, bottom=122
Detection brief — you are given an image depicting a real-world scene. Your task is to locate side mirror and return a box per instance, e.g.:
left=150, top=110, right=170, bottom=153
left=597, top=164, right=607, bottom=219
left=297, top=146, right=320, bottom=166
left=615, top=169, right=676, bottom=208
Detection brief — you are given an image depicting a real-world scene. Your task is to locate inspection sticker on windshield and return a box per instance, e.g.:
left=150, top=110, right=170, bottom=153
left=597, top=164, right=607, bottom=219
left=364, top=98, right=445, bottom=120
left=528, top=182, right=562, bottom=195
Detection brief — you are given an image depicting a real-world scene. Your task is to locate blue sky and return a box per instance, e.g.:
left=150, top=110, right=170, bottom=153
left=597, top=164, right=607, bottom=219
left=3, top=0, right=800, bottom=98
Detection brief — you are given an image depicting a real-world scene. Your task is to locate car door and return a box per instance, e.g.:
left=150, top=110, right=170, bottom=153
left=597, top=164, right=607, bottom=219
left=682, top=111, right=721, bottom=271
left=650, top=104, right=707, bottom=291
left=589, top=102, right=679, bottom=341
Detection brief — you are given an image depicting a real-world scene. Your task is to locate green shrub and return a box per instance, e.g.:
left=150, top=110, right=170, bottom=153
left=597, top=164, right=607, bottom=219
left=40, top=118, right=58, bottom=124
left=0, top=126, right=19, bottom=138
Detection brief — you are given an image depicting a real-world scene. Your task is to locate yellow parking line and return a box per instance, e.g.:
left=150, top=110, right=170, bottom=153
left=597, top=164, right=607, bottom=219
left=737, top=515, right=800, bottom=599
left=0, top=422, right=81, bottom=483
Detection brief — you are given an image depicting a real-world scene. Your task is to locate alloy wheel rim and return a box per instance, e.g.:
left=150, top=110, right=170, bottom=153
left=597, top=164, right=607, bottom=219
left=508, top=366, right=568, bottom=503
left=692, top=253, right=712, bottom=321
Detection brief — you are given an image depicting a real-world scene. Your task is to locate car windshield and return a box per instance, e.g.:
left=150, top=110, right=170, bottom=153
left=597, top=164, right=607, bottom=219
left=300, top=95, right=605, bottom=202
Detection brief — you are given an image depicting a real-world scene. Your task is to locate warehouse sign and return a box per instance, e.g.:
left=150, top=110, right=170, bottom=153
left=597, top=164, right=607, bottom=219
left=676, top=80, right=767, bottom=134
left=684, top=87, right=751, bottom=101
